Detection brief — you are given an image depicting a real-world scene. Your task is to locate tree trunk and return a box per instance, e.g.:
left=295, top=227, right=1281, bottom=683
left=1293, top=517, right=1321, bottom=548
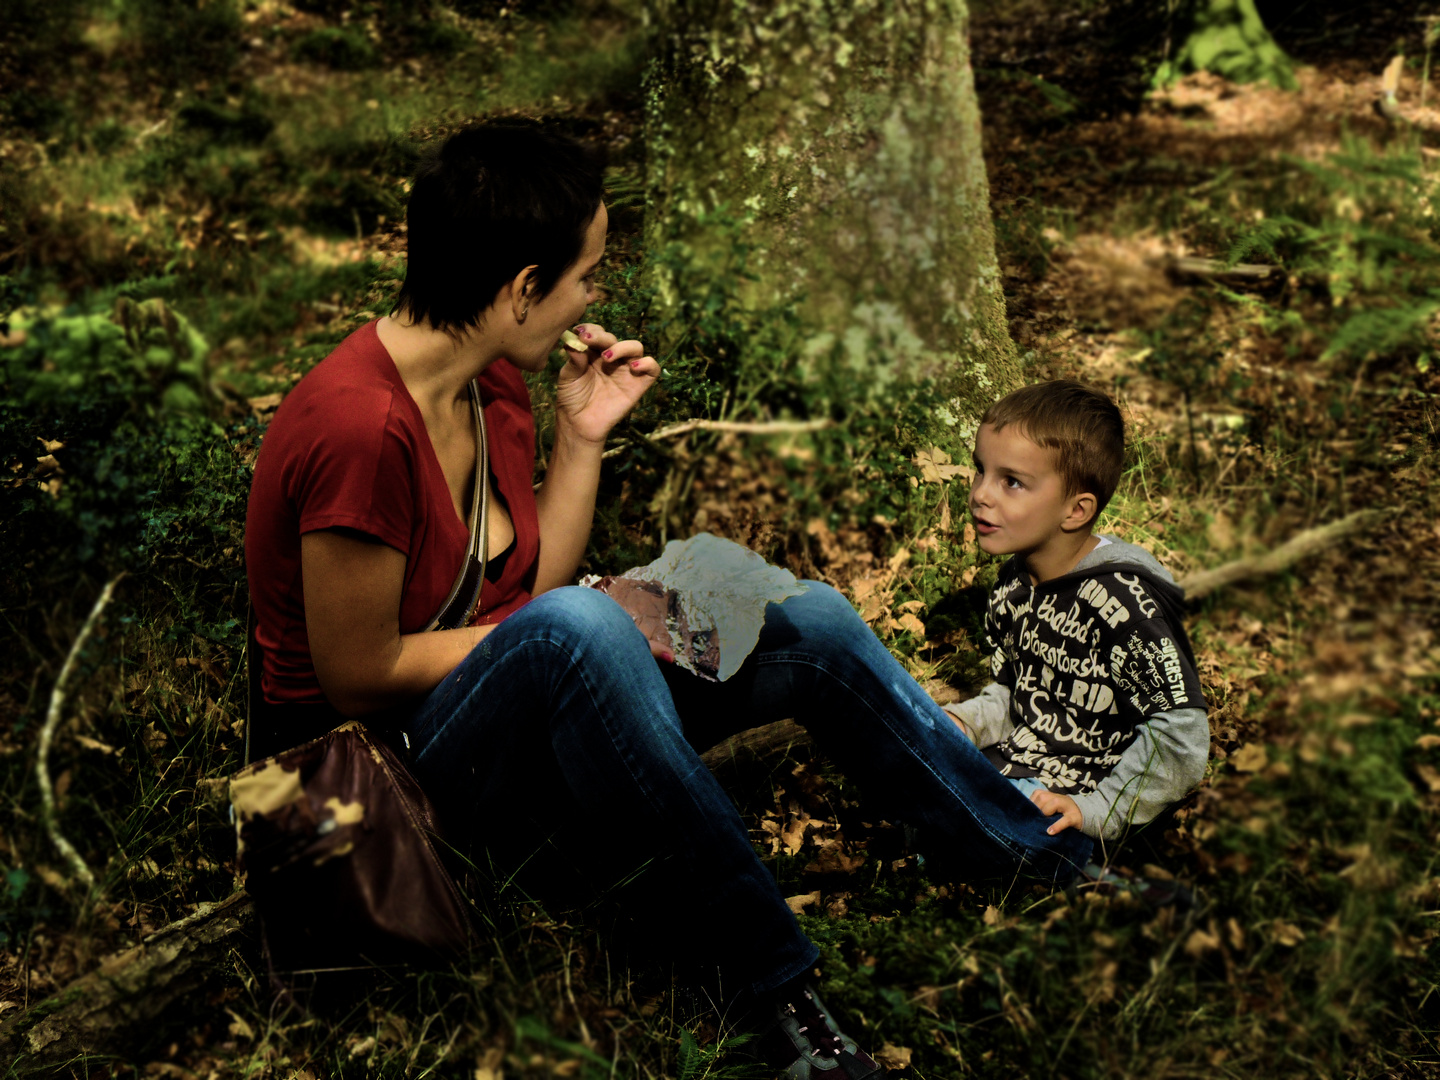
left=643, top=0, right=1018, bottom=439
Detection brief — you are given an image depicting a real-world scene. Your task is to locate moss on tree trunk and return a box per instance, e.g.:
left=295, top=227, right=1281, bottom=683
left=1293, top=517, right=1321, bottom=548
left=643, top=0, right=1018, bottom=448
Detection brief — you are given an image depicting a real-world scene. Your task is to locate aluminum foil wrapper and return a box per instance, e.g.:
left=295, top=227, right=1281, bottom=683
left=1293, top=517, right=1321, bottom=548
left=579, top=534, right=808, bottom=681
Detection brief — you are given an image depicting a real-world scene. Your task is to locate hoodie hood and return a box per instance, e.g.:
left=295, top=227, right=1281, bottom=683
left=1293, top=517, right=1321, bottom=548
left=1076, top=535, right=1178, bottom=586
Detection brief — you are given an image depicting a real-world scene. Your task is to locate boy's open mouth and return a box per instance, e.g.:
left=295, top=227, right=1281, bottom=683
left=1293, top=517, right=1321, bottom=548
left=973, top=515, right=999, bottom=535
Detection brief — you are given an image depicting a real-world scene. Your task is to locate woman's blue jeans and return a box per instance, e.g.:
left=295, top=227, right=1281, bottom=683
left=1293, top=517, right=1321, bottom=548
left=404, top=582, right=1092, bottom=999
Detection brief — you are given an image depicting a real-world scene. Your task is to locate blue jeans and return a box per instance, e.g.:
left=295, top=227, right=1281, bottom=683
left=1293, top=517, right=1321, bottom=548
left=404, top=582, right=1092, bottom=998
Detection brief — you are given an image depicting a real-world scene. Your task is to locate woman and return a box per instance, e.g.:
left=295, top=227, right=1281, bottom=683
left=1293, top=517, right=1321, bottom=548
left=245, top=120, right=1088, bottom=1078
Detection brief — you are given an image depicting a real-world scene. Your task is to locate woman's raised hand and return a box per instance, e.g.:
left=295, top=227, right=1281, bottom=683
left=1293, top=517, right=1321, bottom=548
left=553, top=324, right=660, bottom=445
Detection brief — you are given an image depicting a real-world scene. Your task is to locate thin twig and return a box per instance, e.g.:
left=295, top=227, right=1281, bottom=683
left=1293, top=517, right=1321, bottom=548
left=600, top=417, right=834, bottom=459
left=1178, top=510, right=1381, bottom=602
left=38, top=575, right=123, bottom=894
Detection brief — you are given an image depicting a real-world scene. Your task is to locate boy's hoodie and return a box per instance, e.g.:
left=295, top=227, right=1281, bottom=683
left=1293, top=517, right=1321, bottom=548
left=945, top=536, right=1210, bottom=841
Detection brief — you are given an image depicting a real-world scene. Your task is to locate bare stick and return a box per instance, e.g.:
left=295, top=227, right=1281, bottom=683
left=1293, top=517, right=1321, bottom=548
left=602, top=418, right=834, bottom=459
left=1166, top=256, right=1282, bottom=284
left=38, top=575, right=123, bottom=894
left=699, top=718, right=811, bottom=768
left=1178, top=509, right=1381, bottom=602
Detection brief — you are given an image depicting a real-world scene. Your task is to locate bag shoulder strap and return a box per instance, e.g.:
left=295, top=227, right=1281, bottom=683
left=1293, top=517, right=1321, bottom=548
left=425, top=380, right=489, bottom=631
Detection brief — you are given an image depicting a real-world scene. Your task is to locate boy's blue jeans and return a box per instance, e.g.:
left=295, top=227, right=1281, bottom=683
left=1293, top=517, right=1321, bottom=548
left=404, top=582, right=1093, bottom=999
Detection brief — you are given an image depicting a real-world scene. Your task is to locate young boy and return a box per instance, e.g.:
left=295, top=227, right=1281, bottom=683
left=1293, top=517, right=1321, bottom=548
left=943, top=380, right=1209, bottom=843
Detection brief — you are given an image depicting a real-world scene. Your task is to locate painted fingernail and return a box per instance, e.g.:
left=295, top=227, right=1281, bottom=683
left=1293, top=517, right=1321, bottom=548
left=629, top=359, right=642, bottom=369
left=602, top=349, right=613, bottom=359
left=661, top=651, right=674, bottom=663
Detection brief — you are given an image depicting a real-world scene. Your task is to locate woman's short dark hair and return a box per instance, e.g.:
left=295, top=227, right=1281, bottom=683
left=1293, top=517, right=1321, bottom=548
left=395, top=120, right=606, bottom=334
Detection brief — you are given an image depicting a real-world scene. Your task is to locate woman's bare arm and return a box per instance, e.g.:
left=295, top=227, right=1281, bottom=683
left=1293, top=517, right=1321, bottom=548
left=532, top=425, right=605, bottom=594
left=532, top=324, right=658, bottom=593
left=301, top=529, right=496, bottom=716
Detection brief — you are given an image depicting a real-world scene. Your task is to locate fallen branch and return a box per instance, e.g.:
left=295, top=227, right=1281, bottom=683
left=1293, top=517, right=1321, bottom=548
left=38, top=575, right=123, bottom=895
left=699, top=718, right=811, bottom=769
left=602, top=418, right=834, bottom=459
left=1178, top=509, right=1382, bottom=602
left=1166, top=256, right=1283, bottom=285
left=0, top=891, right=255, bottom=1066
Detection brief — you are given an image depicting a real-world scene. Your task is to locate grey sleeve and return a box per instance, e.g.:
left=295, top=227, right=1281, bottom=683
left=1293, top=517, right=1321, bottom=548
left=1069, top=706, right=1210, bottom=842
left=941, top=683, right=1015, bottom=748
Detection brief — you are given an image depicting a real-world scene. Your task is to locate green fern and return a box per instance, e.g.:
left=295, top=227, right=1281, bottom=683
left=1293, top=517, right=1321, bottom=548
left=1322, top=294, right=1440, bottom=362
left=1225, top=216, right=1289, bottom=266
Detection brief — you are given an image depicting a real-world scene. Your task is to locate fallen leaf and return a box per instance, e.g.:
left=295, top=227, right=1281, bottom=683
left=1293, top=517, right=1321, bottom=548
left=74, top=735, right=117, bottom=755
left=781, top=811, right=812, bottom=856
left=1272, top=920, right=1305, bottom=947
left=1184, top=927, right=1221, bottom=957
left=983, top=904, right=1001, bottom=926
left=1225, top=917, right=1245, bottom=951
left=804, top=843, right=867, bottom=875
left=785, top=891, right=820, bottom=914
left=226, top=1010, right=255, bottom=1041
left=896, top=612, right=926, bottom=638
left=913, top=447, right=968, bottom=483
left=1207, top=511, right=1236, bottom=551
left=876, top=1044, right=913, bottom=1069
left=1230, top=743, right=1268, bottom=773
left=887, top=547, right=911, bottom=575
left=1415, top=735, right=1440, bottom=751
left=1416, top=764, right=1440, bottom=793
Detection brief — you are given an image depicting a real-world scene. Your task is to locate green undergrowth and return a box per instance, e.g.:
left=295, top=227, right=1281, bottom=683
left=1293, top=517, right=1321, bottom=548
left=3, top=3, right=1440, bottom=1078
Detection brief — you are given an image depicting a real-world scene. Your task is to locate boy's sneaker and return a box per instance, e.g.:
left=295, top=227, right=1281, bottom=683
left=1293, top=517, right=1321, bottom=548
left=752, top=983, right=899, bottom=1078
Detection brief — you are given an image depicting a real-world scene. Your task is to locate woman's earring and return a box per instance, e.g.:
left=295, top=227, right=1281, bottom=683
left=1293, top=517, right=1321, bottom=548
left=519, top=307, right=529, bottom=322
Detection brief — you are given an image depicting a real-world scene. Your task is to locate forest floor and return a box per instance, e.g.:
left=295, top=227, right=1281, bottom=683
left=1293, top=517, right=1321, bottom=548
left=1, top=1, right=1439, bottom=1078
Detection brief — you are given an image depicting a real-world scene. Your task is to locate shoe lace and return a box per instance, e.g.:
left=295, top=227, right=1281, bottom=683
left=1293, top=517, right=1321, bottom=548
left=786, top=989, right=846, bottom=1058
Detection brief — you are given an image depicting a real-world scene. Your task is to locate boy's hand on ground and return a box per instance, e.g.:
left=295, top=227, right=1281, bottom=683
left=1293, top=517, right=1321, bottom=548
left=1031, top=789, right=1083, bottom=835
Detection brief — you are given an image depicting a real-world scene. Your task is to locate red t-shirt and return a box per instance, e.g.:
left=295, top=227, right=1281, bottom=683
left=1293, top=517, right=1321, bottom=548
left=245, top=320, right=540, bottom=705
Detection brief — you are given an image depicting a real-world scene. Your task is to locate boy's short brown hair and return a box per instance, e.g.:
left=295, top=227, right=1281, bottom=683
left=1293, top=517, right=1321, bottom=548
left=980, top=380, right=1125, bottom=525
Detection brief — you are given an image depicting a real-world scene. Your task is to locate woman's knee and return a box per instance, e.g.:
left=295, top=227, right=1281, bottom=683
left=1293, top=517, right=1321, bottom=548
left=786, top=580, right=870, bottom=635
left=516, top=586, right=644, bottom=653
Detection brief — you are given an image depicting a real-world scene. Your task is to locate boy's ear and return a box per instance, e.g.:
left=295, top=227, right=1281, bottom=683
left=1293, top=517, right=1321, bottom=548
left=1062, top=492, right=1098, bottom=533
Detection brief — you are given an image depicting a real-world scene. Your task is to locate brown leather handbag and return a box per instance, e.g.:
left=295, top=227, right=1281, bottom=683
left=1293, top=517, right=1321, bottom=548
left=230, top=721, right=472, bottom=968
left=231, top=379, right=490, bottom=972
